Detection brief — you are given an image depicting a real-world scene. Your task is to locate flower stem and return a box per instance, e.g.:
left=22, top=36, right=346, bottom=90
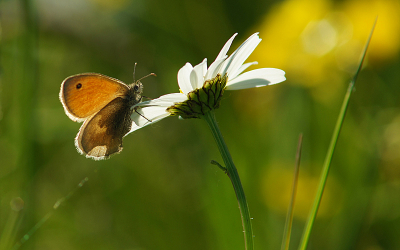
left=202, top=110, right=254, bottom=250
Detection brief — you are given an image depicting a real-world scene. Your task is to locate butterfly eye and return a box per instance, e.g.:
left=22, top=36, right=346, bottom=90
left=133, top=84, right=139, bottom=91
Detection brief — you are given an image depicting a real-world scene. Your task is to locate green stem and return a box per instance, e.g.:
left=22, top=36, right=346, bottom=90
left=202, top=110, right=254, bottom=250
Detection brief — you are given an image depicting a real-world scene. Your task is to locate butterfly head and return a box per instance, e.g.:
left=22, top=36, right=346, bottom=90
left=127, top=80, right=143, bottom=105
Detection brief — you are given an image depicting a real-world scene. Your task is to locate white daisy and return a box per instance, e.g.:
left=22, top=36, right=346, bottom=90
left=128, top=33, right=286, bottom=134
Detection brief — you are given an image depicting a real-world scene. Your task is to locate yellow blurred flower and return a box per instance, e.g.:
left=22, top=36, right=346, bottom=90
left=249, top=0, right=400, bottom=102
left=341, top=0, right=400, bottom=64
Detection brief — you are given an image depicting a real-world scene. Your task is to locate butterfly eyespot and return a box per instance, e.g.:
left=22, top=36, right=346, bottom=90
left=76, top=83, right=82, bottom=89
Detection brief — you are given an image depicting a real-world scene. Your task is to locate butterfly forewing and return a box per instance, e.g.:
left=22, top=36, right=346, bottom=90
left=61, top=73, right=130, bottom=120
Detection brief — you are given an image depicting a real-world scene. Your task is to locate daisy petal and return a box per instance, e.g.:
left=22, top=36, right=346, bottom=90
left=225, top=33, right=261, bottom=79
left=137, top=93, right=187, bottom=107
left=153, top=92, right=188, bottom=102
left=178, top=63, right=194, bottom=95
left=205, top=57, right=226, bottom=80
left=190, top=58, right=207, bottom=89
left=225, top=68, right=286, bottom=90
left=215, top=33, right=237, bottom=61
left=236, top=61, right=258, bottom=76
left=128, top=106, right=171, bottom=134
left=129, top=92, right=188, bottom=133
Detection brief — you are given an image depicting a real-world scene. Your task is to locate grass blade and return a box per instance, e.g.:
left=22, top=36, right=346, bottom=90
left=298, top=18, right=377, bottom=250
left=281, top=134, right=303, bottom=250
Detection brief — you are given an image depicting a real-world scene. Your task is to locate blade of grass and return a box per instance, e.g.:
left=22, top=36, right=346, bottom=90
left=298, top=18, right=377, bottom=250
left=11, top=177, right=89, bottom=250
left=0, top=199, right=24, bottom=250
left=281, top=134, right=303, bottom=250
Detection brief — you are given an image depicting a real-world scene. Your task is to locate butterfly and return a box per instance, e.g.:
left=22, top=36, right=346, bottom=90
left=59, top=72, right=151, bottom=160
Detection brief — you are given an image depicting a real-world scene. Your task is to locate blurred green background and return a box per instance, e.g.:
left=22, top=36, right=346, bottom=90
left=1, top=0, right=399, bottom=249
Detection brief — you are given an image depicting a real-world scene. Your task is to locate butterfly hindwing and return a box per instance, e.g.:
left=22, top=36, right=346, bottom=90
left=75, top=97, right=133, bottom=160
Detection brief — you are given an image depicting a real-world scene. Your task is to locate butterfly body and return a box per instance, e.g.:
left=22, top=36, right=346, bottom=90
left=60, top=73, right=143, bottom=160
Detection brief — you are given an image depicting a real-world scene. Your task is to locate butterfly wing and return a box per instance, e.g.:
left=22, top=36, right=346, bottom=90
left=75, top=97, right=133, bottom=160
left=60, top=73, right=130, bottom=122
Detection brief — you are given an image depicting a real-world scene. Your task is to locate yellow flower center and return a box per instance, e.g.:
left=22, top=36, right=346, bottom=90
left=167, top=74, right=228, bottom=118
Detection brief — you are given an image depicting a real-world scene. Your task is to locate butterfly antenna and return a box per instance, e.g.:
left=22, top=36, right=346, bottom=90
left=132, top=62, right=156, bottom=83
left=133, top=62, right=138, bottom=82
left=137, top=72, right=157, bottom=83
